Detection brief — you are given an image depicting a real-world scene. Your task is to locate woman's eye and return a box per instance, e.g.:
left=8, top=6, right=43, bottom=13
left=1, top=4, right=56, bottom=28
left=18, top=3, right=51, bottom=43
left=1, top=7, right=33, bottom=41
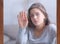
left=30, top=13, right=40, bottom=17
left=30, top=14, right=34, bottom=17
left=36, top=13, right=40, bottom=16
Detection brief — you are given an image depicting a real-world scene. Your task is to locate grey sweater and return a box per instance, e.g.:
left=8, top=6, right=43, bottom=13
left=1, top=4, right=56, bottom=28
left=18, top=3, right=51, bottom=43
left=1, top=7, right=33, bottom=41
left=16, top=24, right=57, bottom=44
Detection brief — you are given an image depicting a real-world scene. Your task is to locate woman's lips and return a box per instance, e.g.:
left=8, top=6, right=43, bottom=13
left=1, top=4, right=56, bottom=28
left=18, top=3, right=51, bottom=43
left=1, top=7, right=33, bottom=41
left=34, top=20, right=38, bottom=23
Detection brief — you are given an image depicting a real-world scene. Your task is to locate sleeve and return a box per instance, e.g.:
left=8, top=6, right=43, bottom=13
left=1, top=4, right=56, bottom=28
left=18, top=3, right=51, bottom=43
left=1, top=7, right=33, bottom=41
left=50, top=24, right=57, bottom=33
left=52, top=37, right=57, bottom=44
left=51, top=25, right=57, bottom=44
left=16, top=27, right=28, bottom=44
left=49, top=24, right=57, bottom=44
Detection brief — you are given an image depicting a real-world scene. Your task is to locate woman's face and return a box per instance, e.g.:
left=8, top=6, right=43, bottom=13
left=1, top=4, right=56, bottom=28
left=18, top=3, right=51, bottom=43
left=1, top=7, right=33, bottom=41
left=30, top=8, right=45, bottom=27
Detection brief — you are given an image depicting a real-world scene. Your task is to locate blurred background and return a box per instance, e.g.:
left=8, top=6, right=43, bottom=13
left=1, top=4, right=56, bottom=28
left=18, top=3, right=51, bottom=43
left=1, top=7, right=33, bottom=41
left=4, top=0, right=57, bottom=25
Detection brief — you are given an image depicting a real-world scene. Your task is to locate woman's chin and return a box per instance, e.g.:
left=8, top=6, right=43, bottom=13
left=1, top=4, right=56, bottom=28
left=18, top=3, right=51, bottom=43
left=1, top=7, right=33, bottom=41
left=34, top=23, right=40, bottom=27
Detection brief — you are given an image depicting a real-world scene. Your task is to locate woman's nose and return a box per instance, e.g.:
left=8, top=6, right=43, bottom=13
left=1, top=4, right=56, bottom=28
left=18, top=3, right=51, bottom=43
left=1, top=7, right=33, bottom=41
left=33, top=15, right=37, bottom=19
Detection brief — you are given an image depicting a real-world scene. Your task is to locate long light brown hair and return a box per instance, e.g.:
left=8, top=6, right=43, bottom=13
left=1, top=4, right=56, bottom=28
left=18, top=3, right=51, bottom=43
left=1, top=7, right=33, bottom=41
left=28, top=3, right=50, bottom=28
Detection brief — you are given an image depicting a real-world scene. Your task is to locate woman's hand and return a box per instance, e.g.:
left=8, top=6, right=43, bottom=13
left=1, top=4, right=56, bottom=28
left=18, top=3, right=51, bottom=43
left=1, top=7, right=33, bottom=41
left=17, top=11, right=28, bottom=29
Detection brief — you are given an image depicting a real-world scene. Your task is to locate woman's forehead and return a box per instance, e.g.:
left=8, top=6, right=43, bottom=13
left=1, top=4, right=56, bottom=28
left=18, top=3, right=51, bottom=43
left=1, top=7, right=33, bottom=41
left=30, top=8, right=42, bottom=13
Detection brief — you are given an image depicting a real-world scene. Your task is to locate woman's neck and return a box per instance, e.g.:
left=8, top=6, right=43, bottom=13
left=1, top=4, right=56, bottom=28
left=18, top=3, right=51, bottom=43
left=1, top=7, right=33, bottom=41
left=35, top=23, right=45, bottom=32
left=33, top=23, right=45, bottom=38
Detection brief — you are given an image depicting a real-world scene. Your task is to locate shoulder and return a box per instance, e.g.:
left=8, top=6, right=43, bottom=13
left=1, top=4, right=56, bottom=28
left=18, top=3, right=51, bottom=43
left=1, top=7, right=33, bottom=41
left=46, top=24, right=57, bottom=38
left=47, top=24, right=57, bottom=43
left=48, top=24, right=57, bottom=32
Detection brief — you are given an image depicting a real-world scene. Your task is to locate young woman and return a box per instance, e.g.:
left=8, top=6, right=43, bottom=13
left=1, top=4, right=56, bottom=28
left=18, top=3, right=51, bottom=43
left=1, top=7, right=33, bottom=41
left=16, top=3, right=56, bottom=44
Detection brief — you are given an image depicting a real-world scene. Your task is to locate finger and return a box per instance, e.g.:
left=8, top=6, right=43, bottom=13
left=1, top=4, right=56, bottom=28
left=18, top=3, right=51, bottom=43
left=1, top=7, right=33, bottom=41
left=23, top=11, right=27, bottom=18
left=22, top=11, right=26, bottom=20
left=21, top=11, right=26, bottom=20
left=22, top=11, right=25, bottom=19
left=20, top=11, right=25, bottom=20
left=17, top=12, right=22, bottom=21
left=24, top=12, right=28, bottom=20
left=19, top=11, right=23, bottom=17
left=18, top=12, right=23, bottom=21
left=21, top=11, right=26, bottom=21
